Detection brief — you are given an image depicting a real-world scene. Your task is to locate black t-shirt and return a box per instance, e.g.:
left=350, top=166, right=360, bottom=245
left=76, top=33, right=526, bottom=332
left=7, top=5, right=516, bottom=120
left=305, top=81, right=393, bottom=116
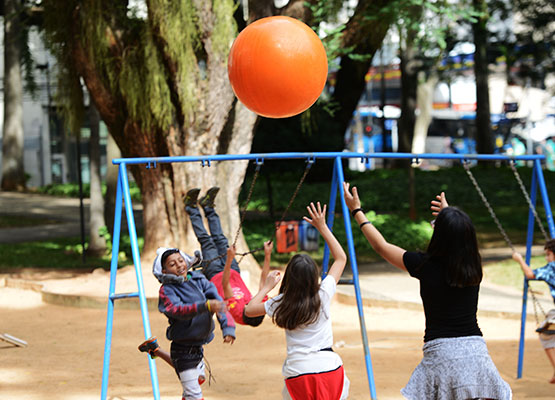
left=403, top=251, right=483, bottom=342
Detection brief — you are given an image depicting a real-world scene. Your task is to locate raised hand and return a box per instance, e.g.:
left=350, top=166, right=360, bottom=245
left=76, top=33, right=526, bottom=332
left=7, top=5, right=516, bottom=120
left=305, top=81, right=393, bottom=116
left=342, top=182, right=361, bottom=212
left=263, top=240, right=273, bottom=256
left=264, top=270, right=281, bottom=290
left=226, top=245, right=236, bottom=260
left=430, top=192, right=449, bottom=216
left=303, top=202, right=327, bottom=231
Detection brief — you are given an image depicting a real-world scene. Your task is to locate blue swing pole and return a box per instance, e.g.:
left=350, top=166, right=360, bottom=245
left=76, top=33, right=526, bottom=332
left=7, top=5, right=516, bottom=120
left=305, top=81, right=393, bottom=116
left=517, top=162, right=538, bottom=379
left=534, top=159, right=555, bottom=237
left=321, top=158, right=338, bottom=274
left=333, top=156, right=378, bottom=400
left=101, top=170, right=123, bottom=400
left=118, top=163, right=160, bottom=400
left=517, top=159, right=555, bottom=379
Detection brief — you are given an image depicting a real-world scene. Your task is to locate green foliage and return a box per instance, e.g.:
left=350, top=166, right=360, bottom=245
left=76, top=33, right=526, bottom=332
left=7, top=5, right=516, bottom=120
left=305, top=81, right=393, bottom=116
left=37, top=182, right=142, bottom=202
left=0, top=237, right=111, bottom=270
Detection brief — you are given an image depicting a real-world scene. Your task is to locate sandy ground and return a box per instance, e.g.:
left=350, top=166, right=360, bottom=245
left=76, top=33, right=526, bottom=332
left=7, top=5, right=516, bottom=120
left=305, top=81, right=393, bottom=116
left=1, top=283, right=555, bottom=400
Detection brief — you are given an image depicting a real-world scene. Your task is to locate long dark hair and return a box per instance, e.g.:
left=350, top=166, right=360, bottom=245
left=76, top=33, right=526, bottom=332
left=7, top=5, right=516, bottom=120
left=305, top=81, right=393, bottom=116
left=272, top=254, right=321, bottom=330
left=426, top=207, right=482, bottom=287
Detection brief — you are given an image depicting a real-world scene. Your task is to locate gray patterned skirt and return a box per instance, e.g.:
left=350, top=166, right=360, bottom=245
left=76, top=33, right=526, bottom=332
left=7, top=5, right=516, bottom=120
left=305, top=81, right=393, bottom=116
left=401, top=336, right=512, bottom=400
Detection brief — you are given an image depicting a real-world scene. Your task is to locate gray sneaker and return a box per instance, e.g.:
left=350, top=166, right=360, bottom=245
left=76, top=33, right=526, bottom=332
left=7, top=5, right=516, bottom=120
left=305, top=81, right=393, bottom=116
left=199, top=187, right=220, bottom=208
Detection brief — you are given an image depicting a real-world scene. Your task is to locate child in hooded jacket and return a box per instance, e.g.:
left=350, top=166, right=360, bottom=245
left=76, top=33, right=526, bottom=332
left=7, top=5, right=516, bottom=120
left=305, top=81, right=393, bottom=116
left=149, top=247, right=235, bottom=400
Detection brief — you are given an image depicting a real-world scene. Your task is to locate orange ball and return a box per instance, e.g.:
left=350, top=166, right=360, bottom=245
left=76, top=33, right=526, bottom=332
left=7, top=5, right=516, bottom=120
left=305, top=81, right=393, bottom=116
left=228, top=16, right=328, bottom=119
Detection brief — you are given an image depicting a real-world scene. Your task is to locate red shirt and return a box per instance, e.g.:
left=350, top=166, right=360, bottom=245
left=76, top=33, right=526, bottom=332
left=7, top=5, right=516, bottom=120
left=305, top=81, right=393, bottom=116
left=210, top=269, right=252, bottom=325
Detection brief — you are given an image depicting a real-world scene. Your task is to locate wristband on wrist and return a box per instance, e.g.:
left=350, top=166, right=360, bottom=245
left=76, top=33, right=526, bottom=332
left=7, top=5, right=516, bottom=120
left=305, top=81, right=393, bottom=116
left=206, top=300, right=211, bottom=313
left=351, top=208, right=364, bottom=217
left=359, top=221, right=372, bottom=229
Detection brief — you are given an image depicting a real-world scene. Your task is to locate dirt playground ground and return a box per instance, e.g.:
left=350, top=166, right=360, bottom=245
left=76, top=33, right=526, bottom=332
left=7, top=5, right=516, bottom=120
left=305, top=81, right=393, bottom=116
left=1, top=279, right=554, bottom=400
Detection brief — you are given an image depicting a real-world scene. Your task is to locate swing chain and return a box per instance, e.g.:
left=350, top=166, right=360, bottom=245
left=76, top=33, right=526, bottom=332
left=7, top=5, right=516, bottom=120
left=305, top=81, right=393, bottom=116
left=274, top=158, right=314, bottom=231
left=529, top=285, right=548, bottom=328
left=232, top=161, right=263, bottom=248
left=463, top=161, right=515, bottom=251
left=509, top=161, right=549, bottom=240
left=235, top=159, right=314, bottom=264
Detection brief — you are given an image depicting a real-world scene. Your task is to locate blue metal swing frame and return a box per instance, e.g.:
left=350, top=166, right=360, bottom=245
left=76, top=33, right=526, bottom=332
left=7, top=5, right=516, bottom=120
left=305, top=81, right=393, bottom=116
left=100, top=152, right=553, bottom=400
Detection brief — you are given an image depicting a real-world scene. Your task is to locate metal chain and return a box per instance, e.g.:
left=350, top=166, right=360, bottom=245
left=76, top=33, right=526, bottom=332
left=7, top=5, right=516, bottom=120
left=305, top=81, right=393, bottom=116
left=197, top=158, right=313, bottom=267
left=508, top=162, right=550, bottom=321
left=529, top=286, right=548, bottom=327
left=463, top=161, right=548, bottom=323
left=463, top=162, right=514, bottom=251
left=235, top=158, right=314, bottom=264
left=274, top=159, right=314, bottom=230
left=232, top=162, right=262, bottom=247
left=509, top=161, right=549, bottom=240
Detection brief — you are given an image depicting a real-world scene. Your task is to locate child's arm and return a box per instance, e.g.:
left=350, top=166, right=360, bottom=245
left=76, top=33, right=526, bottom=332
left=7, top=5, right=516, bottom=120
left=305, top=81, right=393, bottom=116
left=512, top=252, right=536, bottom=280
left=222, top=245, right=236, bottom=299
left=244, top=270, right=281, bottom=317
left=259, top=240, right=273, bottom=291
left=303, top=202, right=347, bottom=283
left=343, top=182, right=407, bottom=271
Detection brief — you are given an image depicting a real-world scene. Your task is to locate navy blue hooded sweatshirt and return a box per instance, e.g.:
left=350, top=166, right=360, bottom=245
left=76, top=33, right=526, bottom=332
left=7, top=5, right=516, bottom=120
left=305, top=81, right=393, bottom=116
left=153, top=247, right=235, bottom=345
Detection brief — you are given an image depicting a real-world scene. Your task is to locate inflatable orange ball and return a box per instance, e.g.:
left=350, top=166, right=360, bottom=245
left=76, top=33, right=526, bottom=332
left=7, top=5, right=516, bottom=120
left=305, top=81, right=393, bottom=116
left=228, top=16, right=328, bottom=119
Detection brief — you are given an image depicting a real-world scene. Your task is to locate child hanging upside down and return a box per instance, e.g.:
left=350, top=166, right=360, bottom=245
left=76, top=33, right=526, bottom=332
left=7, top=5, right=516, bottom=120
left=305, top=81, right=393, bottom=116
left=183, top=186, right=273, bottom=327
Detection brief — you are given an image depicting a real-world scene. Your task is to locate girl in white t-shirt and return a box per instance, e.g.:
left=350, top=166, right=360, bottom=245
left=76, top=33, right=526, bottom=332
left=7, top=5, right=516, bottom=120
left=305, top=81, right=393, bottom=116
left=245, top=201, right=349, bottom=400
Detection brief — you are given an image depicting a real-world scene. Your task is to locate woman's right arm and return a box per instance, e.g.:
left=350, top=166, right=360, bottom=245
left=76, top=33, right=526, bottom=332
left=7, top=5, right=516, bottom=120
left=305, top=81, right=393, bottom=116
left=343, top=182, right=407, bottom=271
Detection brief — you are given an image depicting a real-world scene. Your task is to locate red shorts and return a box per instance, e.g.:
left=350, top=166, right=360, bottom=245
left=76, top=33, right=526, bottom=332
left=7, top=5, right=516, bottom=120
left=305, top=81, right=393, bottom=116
left=285, top=365, right=344, bottom=400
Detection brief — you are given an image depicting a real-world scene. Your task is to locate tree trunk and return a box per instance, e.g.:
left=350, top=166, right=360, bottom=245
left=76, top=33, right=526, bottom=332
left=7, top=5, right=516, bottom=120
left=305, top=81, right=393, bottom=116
left=396, top=41, right=418, bottom=168
left=472, top=0, right=494, bottom=155
left=1, top=0, right=25, bottom=191
left=331, top=0, right=392, bottom=137
left=104, top=131, right=121, bottom=236
left=86, top=103, right=106, bottom=256
left=412, top=73, right=439, bottom=154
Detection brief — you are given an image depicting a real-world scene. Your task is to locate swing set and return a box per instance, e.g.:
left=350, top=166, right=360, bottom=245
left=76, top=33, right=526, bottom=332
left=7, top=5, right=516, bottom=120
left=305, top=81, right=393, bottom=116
left=101, top=151, right=553, bottom=400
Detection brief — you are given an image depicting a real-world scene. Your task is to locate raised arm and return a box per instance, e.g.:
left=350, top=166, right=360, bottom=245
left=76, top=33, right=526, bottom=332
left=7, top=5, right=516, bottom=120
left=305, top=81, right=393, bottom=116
left=222, top=245, right=236, bottom=299
left=430, top=191, right=449, bottom=217
left=343, top=182, right=406, bottom=271
left=259, top=240, right=273, bottom=291
left=303, top=202, right=347, bottom=283
left=512, top=251, right=536, bottom=280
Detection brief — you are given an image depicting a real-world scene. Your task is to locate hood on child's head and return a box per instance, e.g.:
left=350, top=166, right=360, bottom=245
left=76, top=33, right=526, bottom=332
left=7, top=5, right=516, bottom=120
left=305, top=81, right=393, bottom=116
left=152, top=247, right=203, bottom=284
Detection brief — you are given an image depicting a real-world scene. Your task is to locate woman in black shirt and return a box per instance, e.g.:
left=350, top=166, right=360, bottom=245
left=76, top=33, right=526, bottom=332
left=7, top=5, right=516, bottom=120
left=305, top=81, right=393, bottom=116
left=343, top=183, right=511, bottom=400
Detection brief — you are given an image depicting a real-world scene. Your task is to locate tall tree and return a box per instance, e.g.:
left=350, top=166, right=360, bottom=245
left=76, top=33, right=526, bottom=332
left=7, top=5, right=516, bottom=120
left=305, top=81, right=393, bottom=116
left=40, top=0, right=398, bottom=268
left=1, top=0, right=25, bottom=190
left=86, top=103, right=106, bottom=256
left=472, top=0, right=494, bottom=154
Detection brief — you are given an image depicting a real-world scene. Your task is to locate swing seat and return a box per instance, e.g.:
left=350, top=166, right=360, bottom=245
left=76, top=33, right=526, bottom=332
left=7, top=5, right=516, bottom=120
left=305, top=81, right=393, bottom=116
left=536, top=319, right=555, bottom=335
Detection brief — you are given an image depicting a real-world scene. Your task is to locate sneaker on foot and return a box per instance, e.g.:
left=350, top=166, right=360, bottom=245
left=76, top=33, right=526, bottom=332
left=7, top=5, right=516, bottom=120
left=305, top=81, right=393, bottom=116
left=199, top=187, right=220, bottom=208
left=138, top=336, right=159, bottom=358
left=184, top=188, right=201, bottom=208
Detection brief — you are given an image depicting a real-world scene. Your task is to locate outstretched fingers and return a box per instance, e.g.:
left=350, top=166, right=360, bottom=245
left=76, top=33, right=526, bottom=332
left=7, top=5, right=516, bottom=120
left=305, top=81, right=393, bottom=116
left=303, top=202, right=326, bottom=227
